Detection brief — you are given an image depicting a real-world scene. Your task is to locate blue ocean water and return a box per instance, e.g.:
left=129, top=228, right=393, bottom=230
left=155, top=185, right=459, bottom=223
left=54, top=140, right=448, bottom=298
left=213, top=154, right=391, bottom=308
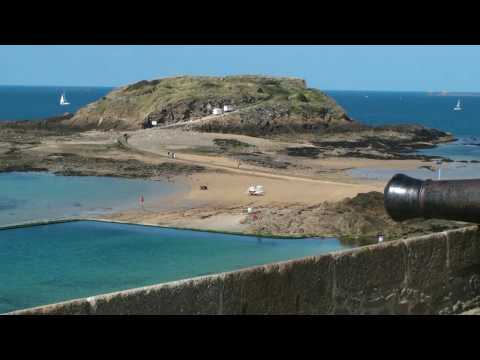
left=0, top=172, right=185, bottom=226
left=0, top=220, right=349, bottom=313
left=327, top=90, right=480, bottom=163
left=326, top=90, right=480, bottom=137
left=0, top=85, right=113, bottom=121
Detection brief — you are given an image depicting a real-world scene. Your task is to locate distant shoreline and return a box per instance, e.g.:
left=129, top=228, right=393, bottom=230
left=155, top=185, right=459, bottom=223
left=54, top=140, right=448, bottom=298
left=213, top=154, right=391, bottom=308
left=429, top=92, right=480, bottom=97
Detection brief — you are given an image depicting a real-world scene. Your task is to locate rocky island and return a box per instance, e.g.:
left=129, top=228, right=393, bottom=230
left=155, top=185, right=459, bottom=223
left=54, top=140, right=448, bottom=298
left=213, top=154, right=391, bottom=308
left=0, top=75, right=464, bottom=244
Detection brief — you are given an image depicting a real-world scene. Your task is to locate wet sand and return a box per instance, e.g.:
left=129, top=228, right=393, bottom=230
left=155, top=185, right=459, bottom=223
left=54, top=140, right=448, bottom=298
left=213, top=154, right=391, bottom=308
left=101, top=167, right=384, bottom=233
left=1, top=127, right=440, bottom=235
left=91, top=128, right=443, bottom=234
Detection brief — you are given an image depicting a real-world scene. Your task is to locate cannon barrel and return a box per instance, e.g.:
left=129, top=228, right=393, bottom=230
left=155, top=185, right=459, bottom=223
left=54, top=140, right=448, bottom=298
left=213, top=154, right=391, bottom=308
left=384, top=174, right=480, bottom=222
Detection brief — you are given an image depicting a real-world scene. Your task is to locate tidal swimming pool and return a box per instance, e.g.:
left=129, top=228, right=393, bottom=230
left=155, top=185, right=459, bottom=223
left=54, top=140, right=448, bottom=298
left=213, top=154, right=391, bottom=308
left=0, top=220, right=350, bottom=313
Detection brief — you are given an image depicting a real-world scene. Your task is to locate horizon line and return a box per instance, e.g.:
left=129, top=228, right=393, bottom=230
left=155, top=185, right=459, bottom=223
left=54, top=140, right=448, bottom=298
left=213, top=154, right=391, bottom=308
left=1, top=83, right=480, bottom=94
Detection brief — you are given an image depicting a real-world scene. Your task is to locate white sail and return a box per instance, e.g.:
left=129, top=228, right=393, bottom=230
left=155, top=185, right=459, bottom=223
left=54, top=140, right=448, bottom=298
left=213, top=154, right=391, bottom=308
left=60, top=93, right=70, bottom=106
left=454, top=99, right=462, bottom=111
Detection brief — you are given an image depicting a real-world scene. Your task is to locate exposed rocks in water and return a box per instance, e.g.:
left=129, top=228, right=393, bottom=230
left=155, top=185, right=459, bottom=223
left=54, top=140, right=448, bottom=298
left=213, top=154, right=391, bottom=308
left=298, top=123, right=457, bottom=161
left=285, top=147, right=321, bottom=158
left=53, top=157, right=207, bottom=178
left=244, top=192, right=466, bottom=245
left=0, top=113, right=75, bottom=134
left=0, top=148, right=207, bottom=179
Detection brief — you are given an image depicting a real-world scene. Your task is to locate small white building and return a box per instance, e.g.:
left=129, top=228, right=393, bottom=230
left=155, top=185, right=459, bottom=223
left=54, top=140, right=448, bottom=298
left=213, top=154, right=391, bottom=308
left=151, top=120, right=158, bottom=126
left=223, top=105, right=234, bottom=113
left=212, top=108, right=223, bottom=115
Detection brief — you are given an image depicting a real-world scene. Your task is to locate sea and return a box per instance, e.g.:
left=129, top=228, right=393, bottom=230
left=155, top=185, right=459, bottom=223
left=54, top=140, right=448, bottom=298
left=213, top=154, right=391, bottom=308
left=0, top=85, right=113, bottom=121
left=2, top=86, right=480, bottom=312
left=3, top=86, right=480, bottom=204
left=326, top=90, right=480, bottom=180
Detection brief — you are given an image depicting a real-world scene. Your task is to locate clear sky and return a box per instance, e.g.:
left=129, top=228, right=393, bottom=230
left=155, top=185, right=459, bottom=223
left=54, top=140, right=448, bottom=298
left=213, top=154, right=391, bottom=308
left=1, top=45, right=479, bottom=91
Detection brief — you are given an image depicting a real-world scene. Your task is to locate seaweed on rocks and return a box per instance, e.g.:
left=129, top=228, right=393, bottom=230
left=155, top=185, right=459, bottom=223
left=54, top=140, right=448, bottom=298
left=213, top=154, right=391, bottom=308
left=233, top=153, right=291, bottom=169
left=285, top=147, right=321, bottom=158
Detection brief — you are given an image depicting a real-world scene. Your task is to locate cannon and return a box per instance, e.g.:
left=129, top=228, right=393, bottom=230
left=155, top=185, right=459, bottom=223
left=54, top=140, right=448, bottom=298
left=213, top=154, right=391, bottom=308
left=384, top=174, right=480, bottom=222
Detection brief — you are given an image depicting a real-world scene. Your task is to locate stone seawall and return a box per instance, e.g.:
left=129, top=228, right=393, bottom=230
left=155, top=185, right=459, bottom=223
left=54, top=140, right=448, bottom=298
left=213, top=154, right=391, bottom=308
left=8, top=226, right=480, bottom=315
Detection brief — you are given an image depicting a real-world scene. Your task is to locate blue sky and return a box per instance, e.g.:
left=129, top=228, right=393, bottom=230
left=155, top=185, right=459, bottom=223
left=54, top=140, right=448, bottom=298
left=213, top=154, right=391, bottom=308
left=1, top=45, right=479, bottom=91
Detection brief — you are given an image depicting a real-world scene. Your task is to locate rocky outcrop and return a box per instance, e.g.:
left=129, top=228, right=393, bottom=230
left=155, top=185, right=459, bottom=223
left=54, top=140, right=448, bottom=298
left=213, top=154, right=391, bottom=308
left=284, top=123, right=455, bottom=160
left=66, top=75, right=353, bottom=134
left=0, top=146, right=208, bottom=179
left=245, top=192, right=466, bottom=244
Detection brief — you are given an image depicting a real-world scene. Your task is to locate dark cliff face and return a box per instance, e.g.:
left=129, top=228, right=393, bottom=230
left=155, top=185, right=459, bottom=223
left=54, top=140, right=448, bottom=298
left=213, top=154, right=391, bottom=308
left=191, top=104, right=353, bottom=137
left=67, top=75, right=353, bottom=135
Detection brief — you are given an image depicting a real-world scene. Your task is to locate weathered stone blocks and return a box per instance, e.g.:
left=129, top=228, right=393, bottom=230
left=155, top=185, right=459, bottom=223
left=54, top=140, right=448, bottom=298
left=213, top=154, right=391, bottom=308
left=446, top=226, right=480, bottom=273
left=221, top=255, right=335, bottom=314
left=404, top=233, right=448, bottom=290
left=91, top=276, right=223, bottom=315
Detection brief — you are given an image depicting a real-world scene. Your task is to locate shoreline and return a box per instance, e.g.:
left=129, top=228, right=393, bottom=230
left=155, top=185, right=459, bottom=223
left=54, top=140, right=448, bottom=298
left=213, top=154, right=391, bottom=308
left=0, top=217, right=320, bottom=239
left=0, top=164, right=468, bottom=242
left=0, top=122, right=466, bottom=240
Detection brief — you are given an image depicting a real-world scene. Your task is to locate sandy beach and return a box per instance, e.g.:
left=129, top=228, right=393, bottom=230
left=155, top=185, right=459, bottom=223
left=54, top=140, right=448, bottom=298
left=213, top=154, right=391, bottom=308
left=101, top=169, right=384, bottom=232
left=93, top=128, right=435, bottom=233
left=0, top=125, right=443, bottom=236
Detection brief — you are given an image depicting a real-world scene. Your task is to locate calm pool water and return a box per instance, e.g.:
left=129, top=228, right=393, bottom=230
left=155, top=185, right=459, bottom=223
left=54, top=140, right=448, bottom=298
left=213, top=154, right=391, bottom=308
left=0, top=221, right=348, bottom=313
left=0, top=172, right=185, bottom=226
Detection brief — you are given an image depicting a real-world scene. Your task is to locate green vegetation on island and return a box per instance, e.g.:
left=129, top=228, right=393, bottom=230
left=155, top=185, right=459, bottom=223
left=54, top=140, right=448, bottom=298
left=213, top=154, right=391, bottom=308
left=68, top=75, right=352, bottom=134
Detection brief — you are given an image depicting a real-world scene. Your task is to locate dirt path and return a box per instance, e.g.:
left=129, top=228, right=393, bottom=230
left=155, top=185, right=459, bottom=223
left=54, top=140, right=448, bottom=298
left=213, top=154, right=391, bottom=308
left=120, top=134, right=369, bottom=187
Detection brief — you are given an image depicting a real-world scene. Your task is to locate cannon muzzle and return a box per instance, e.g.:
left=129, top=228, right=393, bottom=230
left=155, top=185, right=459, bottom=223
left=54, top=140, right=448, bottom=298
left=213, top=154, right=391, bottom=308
left=384, top=174, right=480, bottom=222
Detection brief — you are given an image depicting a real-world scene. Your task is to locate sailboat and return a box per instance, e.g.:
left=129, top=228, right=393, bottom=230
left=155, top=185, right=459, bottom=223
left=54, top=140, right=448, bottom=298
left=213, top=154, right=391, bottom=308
left=60, top=92, right=70, bottom=106
left=453, top=99, right=462, bottom=111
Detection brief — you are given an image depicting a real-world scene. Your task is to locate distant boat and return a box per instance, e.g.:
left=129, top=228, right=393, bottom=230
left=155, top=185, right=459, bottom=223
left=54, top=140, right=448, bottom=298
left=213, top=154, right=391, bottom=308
left=453, top=99, right=462, bottom=111
left=60, top=92, right=70, bottom=106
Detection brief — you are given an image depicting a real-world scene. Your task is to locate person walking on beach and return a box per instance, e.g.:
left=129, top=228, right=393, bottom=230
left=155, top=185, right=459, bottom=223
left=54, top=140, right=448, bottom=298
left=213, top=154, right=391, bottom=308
left=139, top=194, right=145, bottom=211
